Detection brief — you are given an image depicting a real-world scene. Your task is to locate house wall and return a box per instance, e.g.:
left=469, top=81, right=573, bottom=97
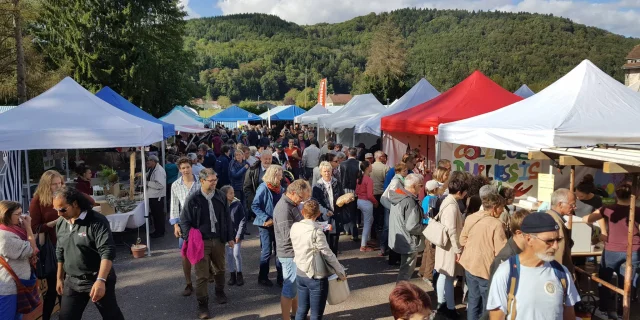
left=625, top=69, right=640, bottom=86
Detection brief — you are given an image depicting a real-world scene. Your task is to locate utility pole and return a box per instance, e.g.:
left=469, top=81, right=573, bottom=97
left=304, top=67, right=308, bottom=108
left=13, top=0, right=26, bottom=103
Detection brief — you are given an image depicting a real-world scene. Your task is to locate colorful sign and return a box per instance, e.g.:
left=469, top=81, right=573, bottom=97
left=317, top=79, right=327, bottom=107
left=450, top=144, right=542, bottom=197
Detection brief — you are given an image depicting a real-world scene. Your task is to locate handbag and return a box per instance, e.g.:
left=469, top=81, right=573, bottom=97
left=35, top=225, right=57, bottom=279
left=310, top=228, right=334, bottom=279
left=0, top=257, right=41, bottom=314
left=422, top=210, right=449, bottom=248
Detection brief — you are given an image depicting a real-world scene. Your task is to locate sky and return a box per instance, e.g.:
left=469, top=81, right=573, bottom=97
left=179, top=0, right=640, bottom=37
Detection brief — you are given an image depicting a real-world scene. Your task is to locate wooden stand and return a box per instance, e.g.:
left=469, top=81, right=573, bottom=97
left=129, top=152, right=135, bottom=200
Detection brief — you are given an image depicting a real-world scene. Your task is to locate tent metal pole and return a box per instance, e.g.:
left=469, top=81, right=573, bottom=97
left=65, top=149, right=70, bottom=181
left=268, top=108, right=271, bottom=129
left=161, top=140, right=167, bottom=213
left=140, top=148, right=151, bottom=256
left=435, top=140, right=441, bottom=163
left=24, top=150, right=30, bottom=206
left=352, top=131, right=355, bottom=148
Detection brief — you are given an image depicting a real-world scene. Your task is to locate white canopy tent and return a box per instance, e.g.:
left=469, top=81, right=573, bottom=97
left=160, top=107, right=210, bottom=133
left=0, top=77, right=164, bottom=256
left=514, top=84, right=535, bottom=98
left=318, top=94, right=386, bottom=147
left=437, top=60, right=640, bottom=152
left=259, top=105, right=288, bottom=120
left=356, top=78, right=440, bottom=136
left=296, top=104, right=344, bottom=125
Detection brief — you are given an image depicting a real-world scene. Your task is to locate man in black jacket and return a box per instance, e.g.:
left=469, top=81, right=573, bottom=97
left=248, top=127, right=259, bottom=147
left=180, top=168, right=235, bottom=319
left=243, top=150, right=273, bottom=219
left=339, top=147, right=361, bottom=240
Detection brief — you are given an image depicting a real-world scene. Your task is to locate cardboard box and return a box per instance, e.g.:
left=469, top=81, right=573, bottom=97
left=95, top=200, right=116, bottom=216
left=104, top=183, right=121, bottom=198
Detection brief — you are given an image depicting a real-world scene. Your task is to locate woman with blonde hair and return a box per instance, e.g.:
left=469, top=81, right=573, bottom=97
left=0, top=200, right=39, bottom=319
left=252, top=165, right=285, bottom=287
left=29, top=170, right=64, bottom=320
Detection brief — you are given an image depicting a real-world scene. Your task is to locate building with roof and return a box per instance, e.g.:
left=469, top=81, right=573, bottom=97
left=326, top=94, right=352, bottom=106
left=623, top=44, right=640, bottom=86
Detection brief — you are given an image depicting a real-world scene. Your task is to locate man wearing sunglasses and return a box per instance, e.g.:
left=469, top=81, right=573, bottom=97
left=487, top=211, right=580, bottom=320
left=545, top=188, right=576, bottom=273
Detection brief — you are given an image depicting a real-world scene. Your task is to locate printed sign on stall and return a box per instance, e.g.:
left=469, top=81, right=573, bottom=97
left=449, top=144, right=542, bottom=197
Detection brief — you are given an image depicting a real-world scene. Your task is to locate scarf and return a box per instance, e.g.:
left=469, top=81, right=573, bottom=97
left=0, top=224, right=28, bottom=241
left=267, top=183, right=281, bottom=194
left=201, top=190, right=218, bottom=233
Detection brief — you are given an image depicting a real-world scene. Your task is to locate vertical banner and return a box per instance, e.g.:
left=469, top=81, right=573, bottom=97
left=317, top=78, right=327, bottom=107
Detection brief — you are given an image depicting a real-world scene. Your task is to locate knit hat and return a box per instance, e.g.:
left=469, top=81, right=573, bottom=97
left=425, top=180, right=440, bottom=192
left=521, top=211, right=560, bottom=233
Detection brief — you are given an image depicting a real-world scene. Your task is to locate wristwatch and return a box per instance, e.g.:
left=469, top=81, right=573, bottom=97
left=96, top=277, right=107, bottom=283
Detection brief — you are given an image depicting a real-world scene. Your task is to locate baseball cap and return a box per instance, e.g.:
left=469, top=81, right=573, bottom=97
left=365, top=153, right=373, bottom=159
left=521, top=211, right=560, bottom=233
left=425, top=180, right=440, bottom=192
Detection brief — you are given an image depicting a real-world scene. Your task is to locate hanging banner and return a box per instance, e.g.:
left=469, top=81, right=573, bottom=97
left=442, top=143, right=543, bottom=197
left=317, top=78, right=327, bottom=107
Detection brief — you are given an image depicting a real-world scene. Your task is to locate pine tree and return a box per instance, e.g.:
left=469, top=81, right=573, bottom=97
left=34, top=0, right=196, bottom=116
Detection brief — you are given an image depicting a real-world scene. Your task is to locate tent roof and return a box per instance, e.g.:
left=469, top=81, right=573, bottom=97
left=295, top=104, right=330, bottom=123
left=437, top=60, right=640, bottom=152
left=270, top=105, right=306, bottom=121
left=319, top=94, right=386, bottom=132
left=0, top=77, right=164, bottom=151
left=356, top=78, right=440, bottom=136
left=514, top=84, right=535, bottom=98
left=259, top=105, right=289, bottom=120
left=0, top=106, right=16, bottom=114
left=211, top=105, right=261, bottom=121
left=161, top=106, right=206, bottom=127
left=96, top=87, right=175, bottom=139
left=381, top=71, right=522, bottom=135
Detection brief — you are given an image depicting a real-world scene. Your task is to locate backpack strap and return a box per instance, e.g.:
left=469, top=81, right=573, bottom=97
left=506, top=255, right=520, bottom=320
left=549, top=260, right=568, bottom=304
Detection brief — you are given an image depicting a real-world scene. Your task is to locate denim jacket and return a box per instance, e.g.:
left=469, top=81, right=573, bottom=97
left=252, top=182, right=285, bottom=226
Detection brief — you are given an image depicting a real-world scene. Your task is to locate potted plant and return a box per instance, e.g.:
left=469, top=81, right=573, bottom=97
left=99, top=165, right=120, bottom=196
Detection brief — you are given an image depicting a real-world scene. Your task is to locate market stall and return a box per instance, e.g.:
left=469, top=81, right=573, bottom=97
left=210, top=105, right=261, bottom=129
left=259, top=105, right=306, bottom=121
left=381, top=70, right=522, bottom=166
left=295, top=104, right=343, bottom=125
left=0, top=77, right=164, bottom=256
left=318, top=94, right=386, bottom=148
left=160, top=106, right=211, bottom=132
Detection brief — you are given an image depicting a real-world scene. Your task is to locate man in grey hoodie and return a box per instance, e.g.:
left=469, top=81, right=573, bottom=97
left=388, top=173, right=426, bottom=282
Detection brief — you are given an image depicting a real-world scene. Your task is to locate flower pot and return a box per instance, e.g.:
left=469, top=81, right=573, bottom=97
left=131, top=244, right=147, bottom=258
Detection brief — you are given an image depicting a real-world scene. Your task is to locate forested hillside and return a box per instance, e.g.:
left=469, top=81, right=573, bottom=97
left=185, top=9, right=639, bottom=105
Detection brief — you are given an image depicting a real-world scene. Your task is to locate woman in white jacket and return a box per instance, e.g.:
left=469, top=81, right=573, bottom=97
left=291, top=200, right=346, bottom=320
left=433, top=171, right=469, bottom=319
left=0, top=201, right=38, bottom=319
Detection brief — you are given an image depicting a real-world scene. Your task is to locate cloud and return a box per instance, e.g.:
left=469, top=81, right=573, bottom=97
left=215, top=0, right=640, bottom=37
left=180, top=0, right=201, bottom=19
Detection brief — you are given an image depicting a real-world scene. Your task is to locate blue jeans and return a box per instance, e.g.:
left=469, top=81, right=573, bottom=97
left=465, top=271, right=489, bottom=320
left=599, top=249, right=640, bottom=311
left=295, top=274, right=329, bottom=320
left=437, top=274, right=455, bottom=310
left=259, top=227, right=282, bottom=281
left=380, top=207, right=390, bottom=252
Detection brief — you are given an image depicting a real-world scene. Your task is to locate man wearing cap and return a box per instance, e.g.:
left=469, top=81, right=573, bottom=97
left=364, top=153, right=374, bottom=165
left=486, top=212, right=580, bottom=320
left=546, top=188, right=576, bottom=273
left=145, top=155, right=167, bottom=238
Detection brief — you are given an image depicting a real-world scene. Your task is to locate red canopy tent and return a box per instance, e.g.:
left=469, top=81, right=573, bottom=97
left=381, top=71, right=523, bottom=135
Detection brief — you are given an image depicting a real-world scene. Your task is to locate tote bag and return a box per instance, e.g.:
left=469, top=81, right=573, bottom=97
left=422, top=211, right=449, bottom=248
left=0, top=257, right=40, bottom=314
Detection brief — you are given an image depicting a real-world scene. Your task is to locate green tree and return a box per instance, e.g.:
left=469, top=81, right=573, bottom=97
left=359, top=20, right=407, bottom=101
left=34, top=0, right=196, bottom=116
left=260, top=71, right=280, bottom=100
left=284, top=88, right=299, bottom=105
left=295, top=87, right=316, bottom=108
left=217, top=95, right=232, bottom=107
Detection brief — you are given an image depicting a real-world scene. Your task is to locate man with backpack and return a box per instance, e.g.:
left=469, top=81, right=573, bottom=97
left=486, top=212, right=580, bottom=320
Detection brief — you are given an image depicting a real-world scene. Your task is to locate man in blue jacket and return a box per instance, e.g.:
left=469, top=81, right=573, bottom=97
left=215, top=146, right=232, bottom=187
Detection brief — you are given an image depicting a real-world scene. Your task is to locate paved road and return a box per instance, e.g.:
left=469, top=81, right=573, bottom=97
left=54, top=223, right=441, bottom=320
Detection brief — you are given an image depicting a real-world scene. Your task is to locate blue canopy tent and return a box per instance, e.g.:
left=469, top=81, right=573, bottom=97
left=269, top=105, right=306, bottom=121
left=514, top=84, right=535, bottom=99
left=210, top=105, right=261, bottom=128
left=96, top=87, right=175, bottom=139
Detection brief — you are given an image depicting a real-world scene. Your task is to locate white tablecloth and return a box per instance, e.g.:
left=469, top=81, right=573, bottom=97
left=103, top=201, right=145, bottom=232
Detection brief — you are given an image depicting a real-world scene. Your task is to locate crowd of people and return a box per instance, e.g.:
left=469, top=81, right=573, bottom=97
left=0, top=121, right=639, bottom=320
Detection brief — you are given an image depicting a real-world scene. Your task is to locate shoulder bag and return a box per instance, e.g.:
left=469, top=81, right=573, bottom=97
left=422, top=209, right=449, bottom=248
left=310, top=228, right=335, bottom=279
left=35, top=224, right=57, bottom=280
left=0, top=257, right=41, bottom=314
